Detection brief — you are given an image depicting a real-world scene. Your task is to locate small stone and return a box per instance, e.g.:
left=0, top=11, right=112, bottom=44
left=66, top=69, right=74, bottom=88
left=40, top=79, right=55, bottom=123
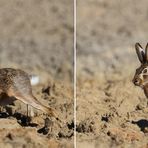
left=143, top=127, right=148, bottom=133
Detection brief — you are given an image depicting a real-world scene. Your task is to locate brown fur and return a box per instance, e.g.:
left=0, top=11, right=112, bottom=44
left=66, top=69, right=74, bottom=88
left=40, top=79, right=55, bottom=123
left=133, top=43, right=148, bottom=98
left=0, top=68, right=57, bottom=118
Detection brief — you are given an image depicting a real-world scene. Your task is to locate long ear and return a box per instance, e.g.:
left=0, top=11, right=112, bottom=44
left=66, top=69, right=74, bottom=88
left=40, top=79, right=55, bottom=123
left=145, top=43, right=148, bottom=62
left=135, top=43, right=146, bottom=64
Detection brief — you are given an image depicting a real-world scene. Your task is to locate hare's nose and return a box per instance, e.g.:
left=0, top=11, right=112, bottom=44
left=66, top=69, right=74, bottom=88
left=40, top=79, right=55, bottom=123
left=133, top=78, right=140, bottom=85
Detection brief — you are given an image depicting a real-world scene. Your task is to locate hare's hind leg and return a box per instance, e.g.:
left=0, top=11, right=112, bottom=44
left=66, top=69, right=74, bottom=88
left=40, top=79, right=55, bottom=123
left=9, top=90, right=57, bottom=118
left=7, top=89, right=35, bottom=117
left=7, top=87, right=57, bottom=118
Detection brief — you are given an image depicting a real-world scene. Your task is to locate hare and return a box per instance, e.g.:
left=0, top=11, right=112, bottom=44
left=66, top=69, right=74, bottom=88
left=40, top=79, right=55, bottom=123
left=0, top=68, right=57, bottom=118
left=133, top=43, right=148, bottom=98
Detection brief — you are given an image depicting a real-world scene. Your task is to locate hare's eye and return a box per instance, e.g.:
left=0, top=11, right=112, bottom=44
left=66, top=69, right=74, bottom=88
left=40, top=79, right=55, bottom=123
left=143, top=69, right=147, bottom=73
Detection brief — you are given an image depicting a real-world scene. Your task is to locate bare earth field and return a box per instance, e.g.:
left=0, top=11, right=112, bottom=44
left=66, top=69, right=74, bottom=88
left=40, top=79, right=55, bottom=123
left=0, top=0, right=73, bottom=148
left=77, top=0, right=148, bottom=147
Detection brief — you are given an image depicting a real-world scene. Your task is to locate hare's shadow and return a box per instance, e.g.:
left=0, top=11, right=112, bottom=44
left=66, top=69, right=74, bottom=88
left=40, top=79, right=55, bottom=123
left=13, top=112, right=38, bottom=127
left=0, top=108, right=38, bottom=127
left=132, top=119, right=148, bottom=132
left=0, top=110, right=50, bottom=135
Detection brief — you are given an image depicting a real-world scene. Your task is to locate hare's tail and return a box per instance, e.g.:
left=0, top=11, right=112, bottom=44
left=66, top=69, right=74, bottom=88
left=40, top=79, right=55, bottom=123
left=29, top=75, right=40, bottom=86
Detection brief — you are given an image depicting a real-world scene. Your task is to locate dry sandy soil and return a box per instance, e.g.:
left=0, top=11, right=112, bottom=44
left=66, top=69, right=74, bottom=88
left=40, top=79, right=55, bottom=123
left=0, top=0, right=74, bottom=148
left=77, top=0, right=148, bottom=148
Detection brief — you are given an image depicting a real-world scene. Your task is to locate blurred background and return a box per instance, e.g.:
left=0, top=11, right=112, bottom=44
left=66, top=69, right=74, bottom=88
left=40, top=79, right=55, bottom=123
left=0, top=0, right=73, bottom=83
left=77, top=0, right=148, bottom=147
left=77, top=0, right=148, bottom=77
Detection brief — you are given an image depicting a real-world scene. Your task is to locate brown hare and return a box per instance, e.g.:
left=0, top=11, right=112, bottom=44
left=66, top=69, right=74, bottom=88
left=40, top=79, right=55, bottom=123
left=133, top=43, right=148, bottom=98
left=0, top=68, right=57, bottom=118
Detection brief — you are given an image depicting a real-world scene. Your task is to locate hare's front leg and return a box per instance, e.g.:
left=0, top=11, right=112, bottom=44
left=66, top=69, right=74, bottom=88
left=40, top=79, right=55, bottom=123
left=27, top=105, right=35, bottom=117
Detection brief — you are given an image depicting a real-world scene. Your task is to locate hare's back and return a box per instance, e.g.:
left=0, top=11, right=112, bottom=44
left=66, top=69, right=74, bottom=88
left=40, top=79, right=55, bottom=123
left=0, top=68, right=31, bottom=94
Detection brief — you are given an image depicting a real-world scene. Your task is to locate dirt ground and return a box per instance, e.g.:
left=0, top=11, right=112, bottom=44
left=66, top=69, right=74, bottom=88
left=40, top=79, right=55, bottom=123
left=0, top=1, right=73, bottom=148
left=77, top=0, right=148, bottom=148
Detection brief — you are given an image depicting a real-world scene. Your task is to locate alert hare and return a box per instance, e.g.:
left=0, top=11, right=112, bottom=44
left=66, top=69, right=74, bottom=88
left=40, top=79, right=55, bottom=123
left=133, top=43, right=148, bottom=98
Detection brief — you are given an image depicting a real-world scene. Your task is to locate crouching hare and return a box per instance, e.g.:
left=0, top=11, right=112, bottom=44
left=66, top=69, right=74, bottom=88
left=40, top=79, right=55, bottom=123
left=133, top=43, right=148, bottom=97
left=0, top=68, right=58, bottom=119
